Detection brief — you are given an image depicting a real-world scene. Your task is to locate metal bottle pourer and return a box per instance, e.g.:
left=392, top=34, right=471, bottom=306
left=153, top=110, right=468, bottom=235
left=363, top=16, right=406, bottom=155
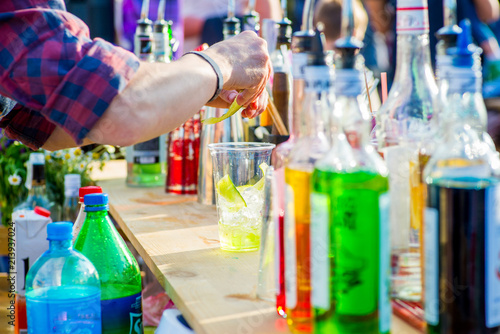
left=276, top=0, right=292, bottom=47
left=224, top=0, right=241, bottom=39
left=436, top=0, right=462, bottom=53
left=243, top=0, right=260, bottom=33
left=134, top=0, right=154, bottom=62
left=334, top=0, right=363, bottom=69
left=291, top=0, right=316, bottom=55
left=153, top=0, right=173, bottom=62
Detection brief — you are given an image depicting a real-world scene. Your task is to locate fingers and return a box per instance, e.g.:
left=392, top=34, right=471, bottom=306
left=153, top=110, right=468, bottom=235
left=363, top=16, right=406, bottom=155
left=241, top=90, right=268, bottom=119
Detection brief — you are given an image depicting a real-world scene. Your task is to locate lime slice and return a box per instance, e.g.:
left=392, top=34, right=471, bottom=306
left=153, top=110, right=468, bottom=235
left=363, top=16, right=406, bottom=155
left=216, top=174, right=247, bottom=211
left=202, top=99, right=242, bottom=124
left=253, top=162, right=269, bottom=191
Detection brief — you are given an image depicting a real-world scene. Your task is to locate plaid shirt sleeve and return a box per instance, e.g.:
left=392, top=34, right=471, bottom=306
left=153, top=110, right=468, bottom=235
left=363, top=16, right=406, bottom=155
left=0, top=1, right=140, bottom=149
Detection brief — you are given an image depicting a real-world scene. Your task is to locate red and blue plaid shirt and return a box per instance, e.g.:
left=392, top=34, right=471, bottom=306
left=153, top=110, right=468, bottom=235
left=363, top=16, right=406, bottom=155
left=0, top=0, right=140, bottom=150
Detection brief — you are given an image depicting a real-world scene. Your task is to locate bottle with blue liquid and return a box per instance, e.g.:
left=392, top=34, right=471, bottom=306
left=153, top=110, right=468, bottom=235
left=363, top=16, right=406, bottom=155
left=423, top=20, right=500, bottom=334
left=25, top=222, right=101, bottom=334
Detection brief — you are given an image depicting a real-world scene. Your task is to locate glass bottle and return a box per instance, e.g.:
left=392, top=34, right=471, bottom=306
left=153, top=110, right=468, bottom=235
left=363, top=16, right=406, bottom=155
left=72, top=186, right=103, bottom=244
left=26, top=222, right=101, bottom=333
left=285, top=31, right=331, bottom=333
left=423, top=20, right=500, bottom=334
left=74, top=194, right=143, bottom=333
left=126, top=6, right=167, bottom=187
left=153, top=0, right=172, bottom=64
left=62, top=174, right=81, bottom=222
left=312, top=34, right=391, bottom=332
left=14, top=153, right=58, bottom=220
left=375, top=0, right=439, bottom=302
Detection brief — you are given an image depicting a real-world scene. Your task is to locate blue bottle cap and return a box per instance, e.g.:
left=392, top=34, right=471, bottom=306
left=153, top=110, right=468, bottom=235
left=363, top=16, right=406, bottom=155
left=84, top=193, right=109, bottom=206
left=47, top=222, right=73, bottom=241
left=447, top=19, right=476, bottom=67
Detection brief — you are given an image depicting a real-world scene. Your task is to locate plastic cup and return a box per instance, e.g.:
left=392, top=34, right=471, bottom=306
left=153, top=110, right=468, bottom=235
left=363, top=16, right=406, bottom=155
left=208, top=142, right=275, bottom=252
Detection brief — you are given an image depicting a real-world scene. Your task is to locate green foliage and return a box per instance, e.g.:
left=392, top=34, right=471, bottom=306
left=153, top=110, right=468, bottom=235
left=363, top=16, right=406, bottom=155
left=0, top=131, right=116, bottom=226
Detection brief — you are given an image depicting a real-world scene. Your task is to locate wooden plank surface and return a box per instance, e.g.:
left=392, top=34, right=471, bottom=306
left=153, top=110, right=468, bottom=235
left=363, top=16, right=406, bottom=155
left=100, top=177, right=421, bottom=334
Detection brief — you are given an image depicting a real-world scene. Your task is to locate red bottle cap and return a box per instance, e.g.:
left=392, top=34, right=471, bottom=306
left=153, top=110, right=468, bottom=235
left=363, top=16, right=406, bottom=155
left=79, top=186, right=103, bottom=203
left=34, top=206, right=51, bottom=218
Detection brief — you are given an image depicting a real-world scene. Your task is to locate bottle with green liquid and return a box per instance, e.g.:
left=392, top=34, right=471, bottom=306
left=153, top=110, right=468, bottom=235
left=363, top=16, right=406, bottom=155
left=74, top=193, right=143, bottom=333
left=311, top=7, right=391, bottom=331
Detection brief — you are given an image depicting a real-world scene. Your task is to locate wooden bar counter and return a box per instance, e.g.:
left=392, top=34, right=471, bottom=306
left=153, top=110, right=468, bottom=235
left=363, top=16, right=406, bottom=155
left=98, top=163, right=421, bottom=334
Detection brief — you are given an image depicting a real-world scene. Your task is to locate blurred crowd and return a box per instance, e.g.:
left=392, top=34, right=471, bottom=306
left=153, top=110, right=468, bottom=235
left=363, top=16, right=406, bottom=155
left=65, top=0, right=500, bottom=88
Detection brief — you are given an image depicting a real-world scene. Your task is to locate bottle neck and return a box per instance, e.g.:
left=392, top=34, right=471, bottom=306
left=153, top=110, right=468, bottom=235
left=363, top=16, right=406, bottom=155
left=300, top=65, right=330, bottom=137
left=49, top=239, right=72, bottom=251
left=393, top=34, right=434, bottom=86
left=335, top=69, right=371, bottom=148
left=29, top=184, right=46, bottom=197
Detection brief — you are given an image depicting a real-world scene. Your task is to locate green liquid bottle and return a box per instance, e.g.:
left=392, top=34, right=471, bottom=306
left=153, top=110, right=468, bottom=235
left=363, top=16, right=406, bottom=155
left=311, top=29, right=391, bottom=331
left=74, top=193, right=143, bottom=334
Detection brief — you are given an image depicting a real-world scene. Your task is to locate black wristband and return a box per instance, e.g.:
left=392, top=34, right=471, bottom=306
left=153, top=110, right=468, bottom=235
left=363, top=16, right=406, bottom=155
left=184, top=51, right=223, bottom=103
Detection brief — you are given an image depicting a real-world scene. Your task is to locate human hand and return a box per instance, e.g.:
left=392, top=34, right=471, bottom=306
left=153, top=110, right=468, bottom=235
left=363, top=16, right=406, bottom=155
left=203, top=31, right=271, bottom=118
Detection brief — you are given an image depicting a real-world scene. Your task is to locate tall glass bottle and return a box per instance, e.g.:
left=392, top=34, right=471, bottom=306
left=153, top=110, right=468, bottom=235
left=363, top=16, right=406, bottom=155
left=26, top=222, right=101, bottom=333
left=74, top=194, right=143, bottom=333
left=285, top=31, right=331, bottom=333
left=14, top=153, right=57, bottom=220
left=271, top=0, right=314, bottom=317
left=126, top=2, right=167, bottom=187
left=312, top=1, right=391, bottom=331
left=72, top=186, right=103, bottom=244
left=375, top=0, right=439, bottom=301
left=423, top=20, right=500, bottom=334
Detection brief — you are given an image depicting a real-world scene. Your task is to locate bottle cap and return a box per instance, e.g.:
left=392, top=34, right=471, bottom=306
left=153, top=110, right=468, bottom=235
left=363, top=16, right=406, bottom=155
left=34, top=206, right=51, bottom=218
left=79, top=186, right=103, bottom=203
left=447, top=19, right=476, bottom=67
left=47, top=222, right=73, bottom=241
left=84, top=193, right=108, bottom=206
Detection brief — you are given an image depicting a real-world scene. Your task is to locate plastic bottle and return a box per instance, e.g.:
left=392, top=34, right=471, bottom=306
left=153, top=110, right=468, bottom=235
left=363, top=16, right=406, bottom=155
left=72, top=186, right=103, bottom=244
left=74, top=193, right=143, bottom=333
left=25, top=222, right=101, bottom=333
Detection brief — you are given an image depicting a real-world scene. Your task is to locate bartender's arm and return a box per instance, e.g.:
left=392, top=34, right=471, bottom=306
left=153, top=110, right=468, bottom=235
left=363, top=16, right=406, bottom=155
left=0, top=1, right=270, bottom=151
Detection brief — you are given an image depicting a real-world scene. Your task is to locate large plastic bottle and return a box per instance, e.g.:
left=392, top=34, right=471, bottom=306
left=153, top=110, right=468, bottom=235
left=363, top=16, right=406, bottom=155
left=74, top=193, right=143, bottom=333
left=25, top=222, right=101, bottom=333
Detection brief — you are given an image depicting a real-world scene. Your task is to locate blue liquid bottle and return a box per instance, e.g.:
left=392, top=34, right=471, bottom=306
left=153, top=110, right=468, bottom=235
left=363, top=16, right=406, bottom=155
left=26, top=222, right=101, bottom=334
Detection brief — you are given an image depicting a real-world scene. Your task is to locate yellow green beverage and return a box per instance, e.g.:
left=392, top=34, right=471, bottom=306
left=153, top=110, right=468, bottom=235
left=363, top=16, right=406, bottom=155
left=311, top=170, right=391, bottom=334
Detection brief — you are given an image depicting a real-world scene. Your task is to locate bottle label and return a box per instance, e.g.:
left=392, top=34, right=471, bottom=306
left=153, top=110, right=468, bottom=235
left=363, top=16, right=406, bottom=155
left=486, top=185, right=500, bottom=328
left=134, top=35, right=154, bottom=61
left=424, top=207, right=439, bottom=326
left=396, top=0, right=429, bottom=34
left=304, top=66, right=331, bottom=93
left=133, top=138, right=161, bottom=164
left=292, top=53, right=308, bottom=79
left=153, top=32, right=168, bottom=59
left=101, top=292, right=143, bottom=333
left=379, top=193, right=391, bottom=333
left=335, top=69, right=363, bottom=97
left=311, top=192, right=330, bottom=310
left=285, top=184, right=297, bottom=309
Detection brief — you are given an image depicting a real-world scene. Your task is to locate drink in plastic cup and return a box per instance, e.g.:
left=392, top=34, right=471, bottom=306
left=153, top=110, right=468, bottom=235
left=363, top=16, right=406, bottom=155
left=208, top=142, right=275, bottom=252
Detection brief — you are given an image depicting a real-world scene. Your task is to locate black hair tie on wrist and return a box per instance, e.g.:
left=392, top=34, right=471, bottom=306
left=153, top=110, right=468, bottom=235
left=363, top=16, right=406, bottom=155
left=184, top=51, right=223, bottom=103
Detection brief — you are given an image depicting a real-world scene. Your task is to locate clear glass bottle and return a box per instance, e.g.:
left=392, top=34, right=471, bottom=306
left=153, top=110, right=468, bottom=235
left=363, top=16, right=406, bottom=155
left=423, top=23, right=500, bottom=334
left=312, top=65, right=390, bottom=334
left=26, top=222, right=101, bottom=333
left=126, top=7, right=167, bottom=187
left=74, top=193, right=143, bottom=333
left=72, top=186, right=102, bottom=244
left=284, top=32, right=332, bottom=333
left=62, top=174, right=81, bottom=222
left=14, top=153, right=58, bottom=220
left=375, top=0, right=439, bottom=301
